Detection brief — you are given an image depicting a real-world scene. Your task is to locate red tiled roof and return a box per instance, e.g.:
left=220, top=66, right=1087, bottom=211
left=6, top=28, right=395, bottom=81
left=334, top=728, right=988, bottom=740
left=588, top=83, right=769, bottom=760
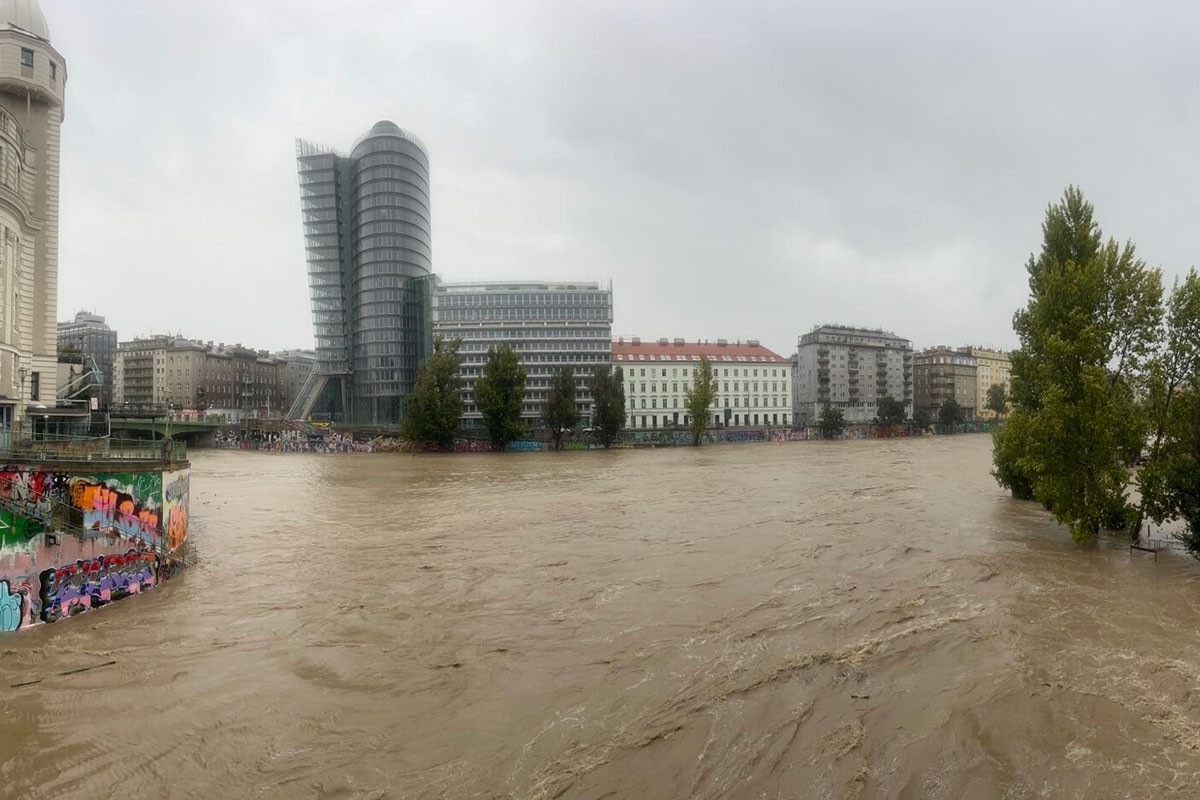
left=611, top=339, right=788, bottom=363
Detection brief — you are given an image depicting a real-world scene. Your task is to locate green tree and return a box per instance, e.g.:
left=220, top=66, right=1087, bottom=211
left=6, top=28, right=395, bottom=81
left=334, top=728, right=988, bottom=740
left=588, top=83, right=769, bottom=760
left=401, top=335, right=463, bottom=450
left=819, top=405, right=845, bottom=439
left=545, top=365, right=580, bottom=451
left=876, top=396, right=907, bottom=428
left=912, top=407, right=931, bottom=434
left=475, top=343, right=527, bottom=451
left=993, top=186, right=1163, bottom=541
left=938, top=398, right=965, bottom=431
left=589, top=365, right=626, bottom=448
left=1137, top=270, right=1200, bottom=547
left=985, top=383, right=1008, bottom=418
left=684, top=355, right=716, bottom=446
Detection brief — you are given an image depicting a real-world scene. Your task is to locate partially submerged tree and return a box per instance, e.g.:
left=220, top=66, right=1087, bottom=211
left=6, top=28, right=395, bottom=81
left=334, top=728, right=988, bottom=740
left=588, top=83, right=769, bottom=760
left=912, top=407, right=931, bottom=435
left=475, top=343, right=527, bottom=451
left=401, top=335, right=463, bottom=450
left=994, top=186, right=1163, bottom=541
left=684, top=355, right=716, bottom=446
left=876, top=396, right=907, bottom=428
left=985, top=383, right=1008, bottom=418
left=938, top=398, right=965, bottom=431
left=819, top=405, right=845, bottom=439
left=590, top=365, right=626, bottom=448
left=1137, top=270, right=1200, bottom=551
left=545, top=365, right=580, bottom=451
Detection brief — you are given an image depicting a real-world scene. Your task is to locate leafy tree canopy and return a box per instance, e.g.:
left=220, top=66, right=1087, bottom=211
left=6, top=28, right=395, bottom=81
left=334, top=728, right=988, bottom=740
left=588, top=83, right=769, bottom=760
left=401, top=335, right=463, bottom=450
left=476, top=343, right=527, bottom=451
left=545, top=365, right=580, bottom=450
left=590, top=365, right=626, bottom=448
left=685, top=356, right=717, bottom=446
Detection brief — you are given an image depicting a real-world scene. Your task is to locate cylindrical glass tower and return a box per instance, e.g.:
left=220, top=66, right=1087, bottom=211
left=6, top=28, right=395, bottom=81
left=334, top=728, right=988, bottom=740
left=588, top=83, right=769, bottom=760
left=348, top=121, right=432, bottom=424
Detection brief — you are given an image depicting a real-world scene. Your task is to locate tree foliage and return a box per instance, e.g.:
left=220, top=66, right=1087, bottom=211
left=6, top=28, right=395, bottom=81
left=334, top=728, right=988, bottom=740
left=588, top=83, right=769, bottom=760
left=985, top=383, right=1008, bottom=418
left=401, top=335, right=463, bottom=450
left=912, top=407, right=931, bottom=434
left=1137, top=270, right=1200, bottom=554
left=545, top=365, right=580, bottom=451
left=475, top=343, right=527, bottom=451
left=993, top=186, right=1163, bottom=541
left=684, top=356, right=716, bottom=446
left=589, top=365, right=626, bottom=448
left=876, top=396, right=907, bottom=427
left=938, top=398, right=965, bottom=431
left=819, top=405, right=845, bottom=439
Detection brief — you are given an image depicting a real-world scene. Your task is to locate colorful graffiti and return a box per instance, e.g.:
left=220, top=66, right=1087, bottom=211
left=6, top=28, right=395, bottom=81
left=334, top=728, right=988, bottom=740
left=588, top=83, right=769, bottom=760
left=163, top=470, right=190, bottom=550
left=38, top=551, right=159, bottom=623
left=1, top=464, right=190, bottom=632
left=68, top=473, right=162, bottom=546
left=1, top=579, right=24, bottom=632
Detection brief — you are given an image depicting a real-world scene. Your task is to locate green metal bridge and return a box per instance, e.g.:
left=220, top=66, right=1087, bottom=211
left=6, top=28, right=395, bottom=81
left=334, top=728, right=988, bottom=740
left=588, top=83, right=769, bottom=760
left=108, top=418, right=225, bottom=442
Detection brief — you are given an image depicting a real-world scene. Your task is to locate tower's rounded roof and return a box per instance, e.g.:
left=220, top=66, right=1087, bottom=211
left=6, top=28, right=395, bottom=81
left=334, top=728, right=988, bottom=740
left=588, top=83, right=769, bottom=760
left=0, top=0, right=49, bottom=41
left=370, top=120, right=402, bottom=136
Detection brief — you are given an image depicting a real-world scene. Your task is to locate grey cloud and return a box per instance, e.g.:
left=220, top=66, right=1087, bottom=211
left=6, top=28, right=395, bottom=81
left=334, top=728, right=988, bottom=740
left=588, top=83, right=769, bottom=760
left=52, top=0, right=1200, bottom=356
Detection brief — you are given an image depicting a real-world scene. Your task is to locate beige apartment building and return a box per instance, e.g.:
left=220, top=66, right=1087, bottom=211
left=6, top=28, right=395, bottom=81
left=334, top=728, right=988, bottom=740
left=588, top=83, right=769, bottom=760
left=960, top=346, right=1011, bottom=419
left=113, top=336, right=304, bottom=420
left=0, top=1, right=65, bottom=429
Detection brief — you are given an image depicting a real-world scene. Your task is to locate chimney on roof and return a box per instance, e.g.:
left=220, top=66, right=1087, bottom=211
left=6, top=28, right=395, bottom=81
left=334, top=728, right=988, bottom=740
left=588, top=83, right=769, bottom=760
left=748, top=339, right=759, bottom=347
left=673, top=338, right=684, bottom=346
left=658, top=337, right=668, bottom=345
left=717, top=339, right=728, bottom=347
left=631, top=337, right=641, bottom=345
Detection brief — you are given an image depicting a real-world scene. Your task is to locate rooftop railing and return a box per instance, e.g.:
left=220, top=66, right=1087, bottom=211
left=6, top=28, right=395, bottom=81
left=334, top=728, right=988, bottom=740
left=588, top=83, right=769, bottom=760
left=0, top=432, right=186, bottom=463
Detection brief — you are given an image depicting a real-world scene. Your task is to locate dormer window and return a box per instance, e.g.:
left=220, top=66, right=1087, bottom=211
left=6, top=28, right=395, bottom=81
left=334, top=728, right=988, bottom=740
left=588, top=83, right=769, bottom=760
left=20, top=49, right=33, bottom=68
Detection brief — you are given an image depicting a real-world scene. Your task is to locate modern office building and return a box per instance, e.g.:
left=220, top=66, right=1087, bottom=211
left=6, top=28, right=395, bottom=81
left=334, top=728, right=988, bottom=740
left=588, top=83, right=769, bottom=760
left=612, top=338, right=792, bottom=429
left=291, top=120, right=433, bottom=425
left=793, top=325, right=913, bottom=424
left=57, top=311, right=116, bottom=407
left=0, top=0, right=66, bottom=429
left=431, top=281, right=613, bottom=429
left=114, top=336, right=288, bottom=420
left=960, top=346, right=1011, bottom=419
left=913, top=346, right=978, bottom=419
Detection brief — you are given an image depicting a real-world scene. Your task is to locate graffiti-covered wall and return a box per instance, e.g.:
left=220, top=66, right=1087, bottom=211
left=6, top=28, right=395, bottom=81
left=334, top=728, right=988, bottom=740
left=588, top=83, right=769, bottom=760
left=0, top=462, right=190, bottom=632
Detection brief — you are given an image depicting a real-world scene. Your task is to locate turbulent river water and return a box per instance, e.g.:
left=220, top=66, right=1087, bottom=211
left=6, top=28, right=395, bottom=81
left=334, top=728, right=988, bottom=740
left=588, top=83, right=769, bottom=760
left=4, top=435, right=1200, bottom=799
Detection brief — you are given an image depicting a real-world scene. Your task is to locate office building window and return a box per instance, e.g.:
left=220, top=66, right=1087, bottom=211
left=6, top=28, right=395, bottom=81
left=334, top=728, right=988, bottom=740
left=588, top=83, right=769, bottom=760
left=20, top=48, right=33, bottom=67
left=30, top=371, right=39, bottom=400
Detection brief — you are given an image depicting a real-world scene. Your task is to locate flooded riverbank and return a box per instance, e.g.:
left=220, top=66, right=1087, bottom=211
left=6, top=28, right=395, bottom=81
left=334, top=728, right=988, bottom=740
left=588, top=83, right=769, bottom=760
left=3, top=435, right=1199, bottom=798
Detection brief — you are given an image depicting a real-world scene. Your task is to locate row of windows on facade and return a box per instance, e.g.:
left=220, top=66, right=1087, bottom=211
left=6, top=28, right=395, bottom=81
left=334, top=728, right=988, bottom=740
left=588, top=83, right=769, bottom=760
left=442, top=328, right=611, bottom=340
left=436, top=308, right=610, bottom=322
left=631, top=395, right=789, bottom=410
left=629, top=412, right=791, bottom=428
left=352, top=144, right=429, bottom=170
left=625, top=366, right=788, bottom=379
left=19, top=48, right=57, bottom=80
left=630, top=381, right=789, bottom=394
left=438, top=292, right=609, bottom=308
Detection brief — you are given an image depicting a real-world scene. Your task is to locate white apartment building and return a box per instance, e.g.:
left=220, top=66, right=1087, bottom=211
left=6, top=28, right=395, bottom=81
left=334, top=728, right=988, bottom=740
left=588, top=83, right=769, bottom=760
left=612, top=338, right=792, bottom=429
left=793, top=324, right=912, bottom=423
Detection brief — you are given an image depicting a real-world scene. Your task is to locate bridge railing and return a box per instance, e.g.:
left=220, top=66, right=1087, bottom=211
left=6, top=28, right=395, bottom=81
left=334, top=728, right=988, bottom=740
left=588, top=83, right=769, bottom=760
left=0, top=433, right=186, bottom=463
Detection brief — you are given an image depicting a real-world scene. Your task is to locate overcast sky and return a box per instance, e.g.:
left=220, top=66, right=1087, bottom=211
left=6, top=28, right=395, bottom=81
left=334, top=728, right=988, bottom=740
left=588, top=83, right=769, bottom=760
left=51, top=0, right=1200, bottom=356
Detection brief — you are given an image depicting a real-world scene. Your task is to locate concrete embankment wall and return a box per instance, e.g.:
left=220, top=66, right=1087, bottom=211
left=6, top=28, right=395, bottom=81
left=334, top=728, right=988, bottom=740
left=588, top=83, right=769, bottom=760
left=0, top=459, right=190, bottom=633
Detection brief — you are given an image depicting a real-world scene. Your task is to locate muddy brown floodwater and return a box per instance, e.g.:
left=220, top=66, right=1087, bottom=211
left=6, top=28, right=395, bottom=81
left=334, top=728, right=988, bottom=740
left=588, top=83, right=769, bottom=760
left=4, top=435, right=1200, bottom=799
